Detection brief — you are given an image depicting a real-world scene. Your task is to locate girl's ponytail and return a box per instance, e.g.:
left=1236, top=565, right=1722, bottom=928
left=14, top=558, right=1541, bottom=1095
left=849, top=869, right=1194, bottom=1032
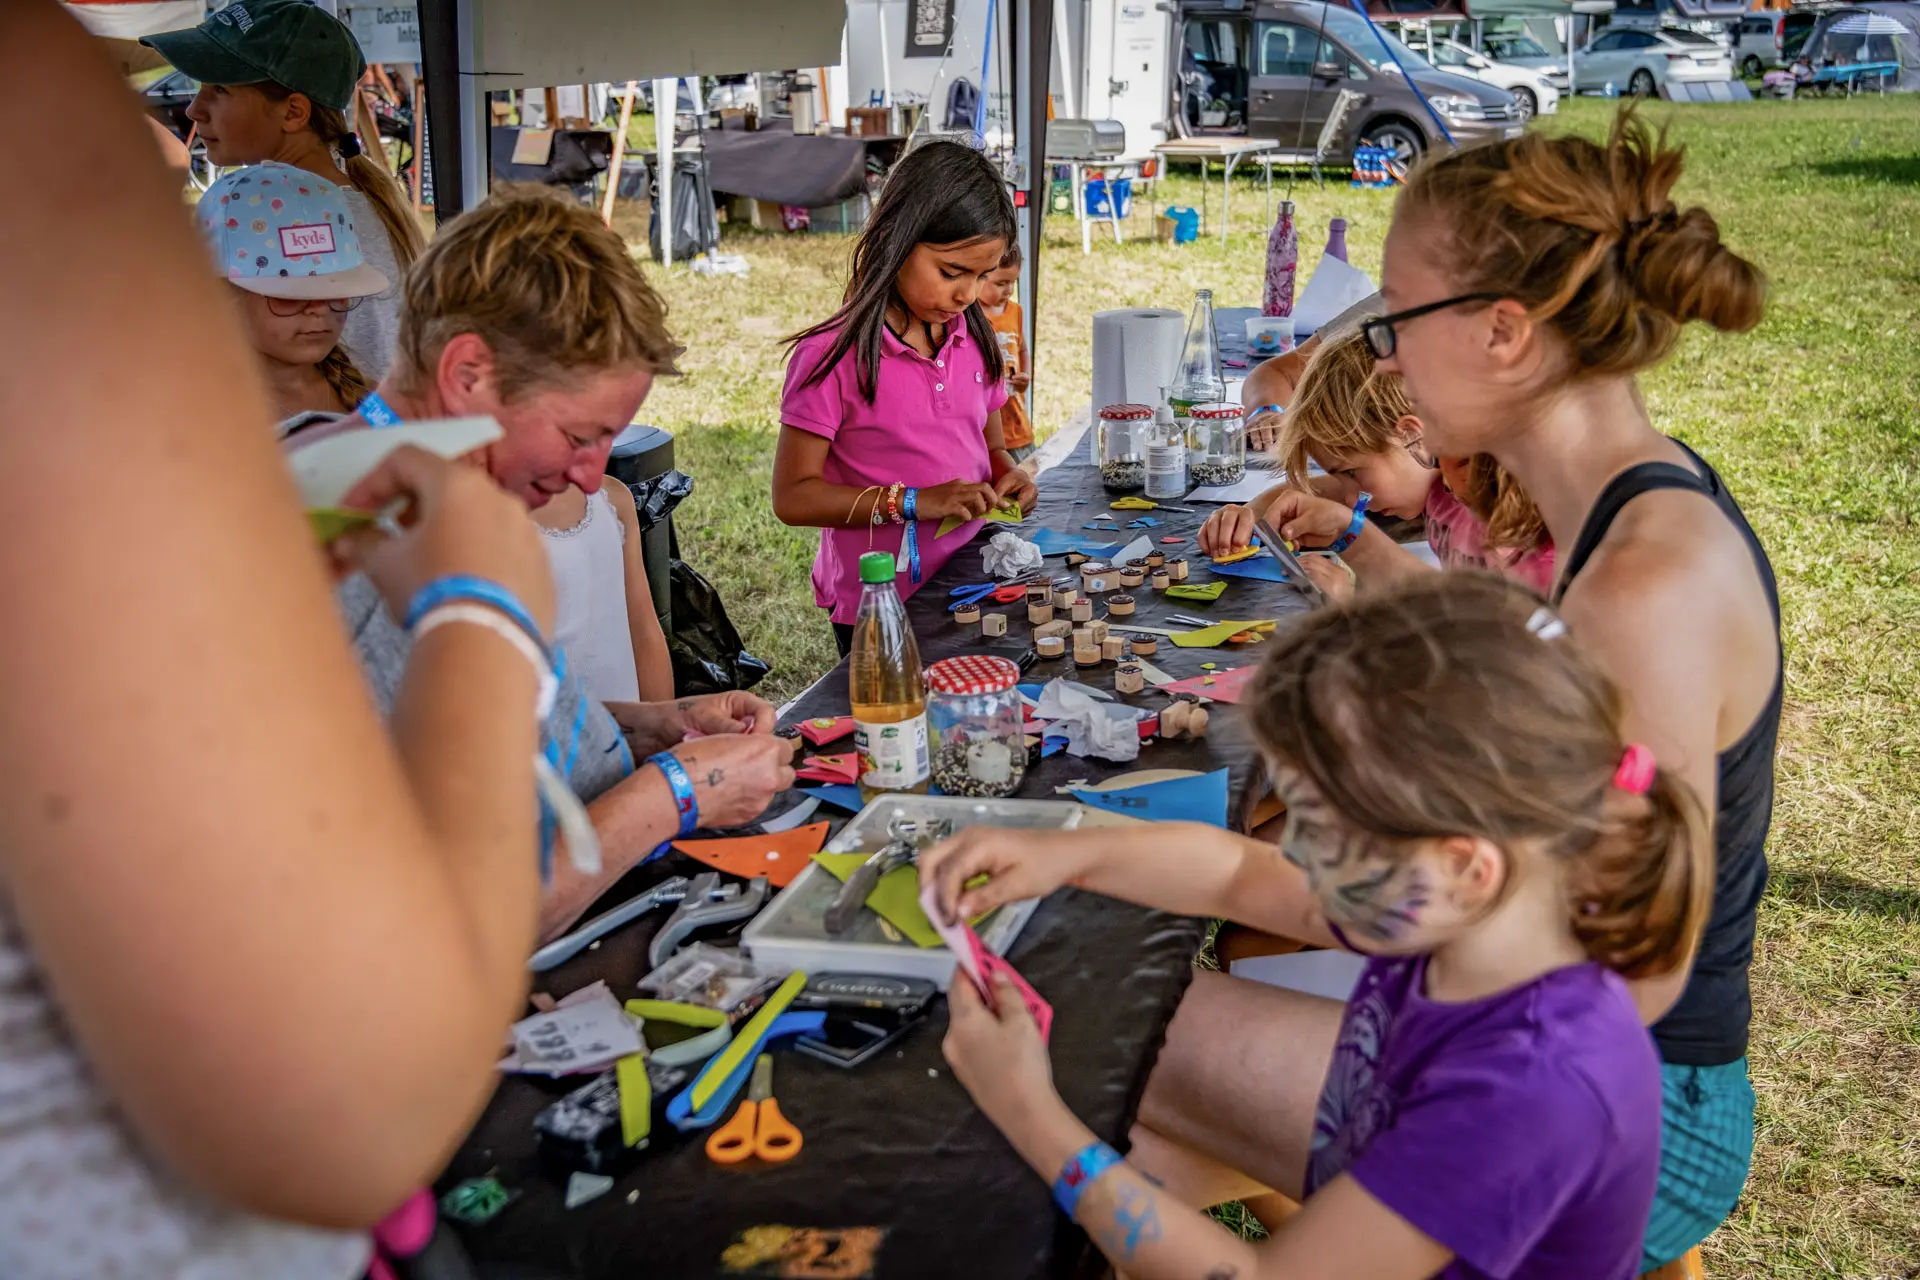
left=1567, top=764, right=1712, bottom=980
left=311, top=103, right=426, bottom=271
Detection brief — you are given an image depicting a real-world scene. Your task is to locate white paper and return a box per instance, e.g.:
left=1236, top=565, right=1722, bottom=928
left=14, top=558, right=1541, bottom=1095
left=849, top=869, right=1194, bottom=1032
left=1188, top=473, right=1284, bottom=504
left=1111, top=534, right=1154, bottom=565
left=287, top=416, right=504, bottom=510
left=1292, top=256, right=1377, bottom=339
left=981, top=531, right=1043, bottom=579
left=1229, top=949, right=1367, bottom=1002
left=1402, top=540, right=1441, bottom=568
left=501, top=985, right=642, bottom=1076
left=1033, top=678, right=1141, bottom=762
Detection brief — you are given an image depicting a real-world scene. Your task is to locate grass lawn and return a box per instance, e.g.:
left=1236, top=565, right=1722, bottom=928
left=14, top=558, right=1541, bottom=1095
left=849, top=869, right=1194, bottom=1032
left=617, top=96, right=1919, bottom=1276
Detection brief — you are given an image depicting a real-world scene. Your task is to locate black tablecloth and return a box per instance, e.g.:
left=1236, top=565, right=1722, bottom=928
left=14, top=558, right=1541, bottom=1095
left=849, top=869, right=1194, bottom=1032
left=440, top=451, right=1313, bottom=1279
left=696, top=130, right=906, bottom=207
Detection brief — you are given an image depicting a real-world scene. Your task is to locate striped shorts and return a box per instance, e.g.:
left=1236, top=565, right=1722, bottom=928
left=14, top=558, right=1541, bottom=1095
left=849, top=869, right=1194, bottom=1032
left=1643, top=1058, right=1757, bottom=1270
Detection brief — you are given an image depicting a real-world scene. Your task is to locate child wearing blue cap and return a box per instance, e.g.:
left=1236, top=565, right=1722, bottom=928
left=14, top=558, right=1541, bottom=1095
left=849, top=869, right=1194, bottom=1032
left=196, top=162, right=389, bottom=428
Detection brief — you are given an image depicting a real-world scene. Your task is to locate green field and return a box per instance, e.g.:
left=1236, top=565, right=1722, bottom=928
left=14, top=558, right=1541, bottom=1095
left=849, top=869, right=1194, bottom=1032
left=619, top=96, right=1920, bottom=1275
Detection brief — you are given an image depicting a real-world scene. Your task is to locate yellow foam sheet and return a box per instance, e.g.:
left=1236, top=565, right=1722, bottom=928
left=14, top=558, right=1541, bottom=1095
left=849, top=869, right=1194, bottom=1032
left=1170, top=619, right=1275, bottom=648
left=307, top=507, right=376, bottom=543
left=937, top=498, right=1022, bottom=539
left=809, top=855, right=992, bottom=949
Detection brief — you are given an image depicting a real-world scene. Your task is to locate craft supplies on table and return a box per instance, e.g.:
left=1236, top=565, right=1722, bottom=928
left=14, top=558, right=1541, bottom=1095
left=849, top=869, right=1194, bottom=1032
left=740, top=795, right=1075, bottom=987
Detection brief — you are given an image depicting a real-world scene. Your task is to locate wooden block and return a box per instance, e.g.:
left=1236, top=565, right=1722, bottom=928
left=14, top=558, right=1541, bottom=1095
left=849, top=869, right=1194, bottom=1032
left=1086, top=620, right=1110, bottom=645
left=982, top=612, right=1008, bottom=637
left=1108, top=594, right=1136, bottom=616
left=1168, top=558, right=1191, bottom=581
left=1074, top=644, right=1102, bottom=668
left=1065, top=552, right=1090, bottom=568
left=1028, top=602, right=1055, bottom=625
left=1027, top=583, right=1052, bottom=604
left=1102, top=636, right=1126, bottom=662
left=1035, top=619, right=1074, bottom=642
left=1085, top=575, right=1113, bottom=593
left=1116, top=661, right=1146, bottom=694
left=1071, top=598, right=1094, bottom=622
left=954, top=603, right=981, bottom=625
left=1146, top=551, right=1166, bottom=568
left=1132, top=635, right=1158, bottom=656
left=1072, top=627, right=1095, bottom=649
left=1150, top=570, right=1171, bottom=590
left=1079, top=560, right=1111, bottom=583
left=1125, top=558, right=1151, bottom=571
left=1036, top=636, right=1066, bottom=658
left=1120, top=569, right=1145, bottom=588
left=1053, top=586, right=1077, bottom=609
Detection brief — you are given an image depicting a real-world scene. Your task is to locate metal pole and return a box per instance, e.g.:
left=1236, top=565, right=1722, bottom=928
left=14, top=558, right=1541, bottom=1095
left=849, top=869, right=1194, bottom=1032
left=417, top=0, right=464, bottom=220
left=654, top=77, right=676, bottom=263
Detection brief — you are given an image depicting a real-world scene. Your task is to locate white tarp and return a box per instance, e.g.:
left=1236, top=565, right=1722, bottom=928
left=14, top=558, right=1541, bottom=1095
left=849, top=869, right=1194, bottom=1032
left=465, top=0, right=847, bottom=90
left=62, top=0, right=207, bottom=40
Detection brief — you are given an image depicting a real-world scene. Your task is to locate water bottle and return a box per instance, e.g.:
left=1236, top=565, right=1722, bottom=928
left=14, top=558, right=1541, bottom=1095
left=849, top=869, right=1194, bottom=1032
left=1262, top=201, right=1298, bottom=320
left=848, top=551, right=930, bottom=798
left=1324, top=217, right=1349, bottom=264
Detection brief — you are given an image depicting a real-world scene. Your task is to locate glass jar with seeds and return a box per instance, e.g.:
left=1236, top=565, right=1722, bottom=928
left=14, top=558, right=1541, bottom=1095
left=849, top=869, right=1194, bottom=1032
left=922, top=655, right=1026, bottom=799
left=1186, top=402, right=1247, bottom=488
left=1096, top=403, right=1153, bottom=493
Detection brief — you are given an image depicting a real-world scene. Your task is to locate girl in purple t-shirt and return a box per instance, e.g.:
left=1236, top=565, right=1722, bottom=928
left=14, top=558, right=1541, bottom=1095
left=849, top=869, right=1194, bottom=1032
left=773, top=141, right=1039, bottom=655
left=921, top=573, right=1712, bottom=1280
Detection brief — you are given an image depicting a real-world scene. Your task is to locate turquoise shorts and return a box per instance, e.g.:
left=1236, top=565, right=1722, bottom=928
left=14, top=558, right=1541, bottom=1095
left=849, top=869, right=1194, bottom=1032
left=1642, top=1058, right=1756, bottom=1270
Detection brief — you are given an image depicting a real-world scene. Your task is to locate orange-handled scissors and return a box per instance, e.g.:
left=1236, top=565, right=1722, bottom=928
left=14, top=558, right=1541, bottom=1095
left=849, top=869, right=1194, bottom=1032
left=705, top=1055, right=803, bottom=1165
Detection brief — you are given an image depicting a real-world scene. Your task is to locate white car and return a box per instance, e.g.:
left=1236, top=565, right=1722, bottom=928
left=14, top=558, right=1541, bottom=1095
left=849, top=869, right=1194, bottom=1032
left=1572, top=27, right=1734, bottom=96
left=1416, top=37, right=1563, bottom=118
left=1482, top=31, right=1574, bottom=92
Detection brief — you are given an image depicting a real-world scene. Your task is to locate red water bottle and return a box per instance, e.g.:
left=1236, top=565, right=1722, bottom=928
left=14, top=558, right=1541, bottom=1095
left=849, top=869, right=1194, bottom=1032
left=1262, top=199, right=1298, bottom=319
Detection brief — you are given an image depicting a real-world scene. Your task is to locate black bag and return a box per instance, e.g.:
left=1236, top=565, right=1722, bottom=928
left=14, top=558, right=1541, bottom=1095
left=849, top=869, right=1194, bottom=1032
left=647, top=154, right=720, bottom=262
left=944, top=76, right=981, bottom=131
left=666, top=560, right=770, bottom=695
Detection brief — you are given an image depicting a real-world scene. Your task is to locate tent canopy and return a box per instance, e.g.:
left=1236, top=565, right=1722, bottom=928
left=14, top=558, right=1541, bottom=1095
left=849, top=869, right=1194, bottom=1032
left=458, top=0, right=847, bottom=90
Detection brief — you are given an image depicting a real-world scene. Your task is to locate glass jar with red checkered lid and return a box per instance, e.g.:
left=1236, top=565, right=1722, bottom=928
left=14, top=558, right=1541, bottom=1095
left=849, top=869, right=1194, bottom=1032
left=1097, top=403, right=1154, bottom=493
left=922, top=655, right=1026, bottom=798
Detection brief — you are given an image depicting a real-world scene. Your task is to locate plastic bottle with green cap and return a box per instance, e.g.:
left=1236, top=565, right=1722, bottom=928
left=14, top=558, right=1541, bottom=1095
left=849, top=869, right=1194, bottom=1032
left=848, top=552, right=930, bottom=797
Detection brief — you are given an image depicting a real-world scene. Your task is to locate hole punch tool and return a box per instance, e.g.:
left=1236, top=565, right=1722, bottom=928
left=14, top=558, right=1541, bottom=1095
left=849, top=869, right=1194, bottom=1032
left=649, top=872, right=771, bottom=968
left=823, top=814, right=953, bottom=936
left=528, top=876, right=691, bottom=972
left=1250, top=516, right=1328, bottom=607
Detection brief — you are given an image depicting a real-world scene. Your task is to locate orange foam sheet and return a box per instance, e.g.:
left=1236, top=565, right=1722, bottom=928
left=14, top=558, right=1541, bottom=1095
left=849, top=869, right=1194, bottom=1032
left=671, top=822, right=830, bottom=888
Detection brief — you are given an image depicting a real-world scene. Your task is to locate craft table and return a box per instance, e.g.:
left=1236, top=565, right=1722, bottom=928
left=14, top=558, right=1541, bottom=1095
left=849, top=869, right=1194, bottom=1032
left=1151, top=137, right=1281, bottom=243
left=439, top=450, right=1317, bottom=1279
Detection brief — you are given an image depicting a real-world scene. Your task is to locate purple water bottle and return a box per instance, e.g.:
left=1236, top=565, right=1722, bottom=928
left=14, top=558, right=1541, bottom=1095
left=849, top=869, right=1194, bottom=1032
left=1324, top=217, right=1349, bottom=264
left=1262, top=199, right=1298, bottom=319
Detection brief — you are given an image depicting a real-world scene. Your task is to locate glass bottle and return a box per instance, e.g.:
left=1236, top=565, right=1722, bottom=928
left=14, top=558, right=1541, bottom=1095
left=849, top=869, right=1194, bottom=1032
left=1262, top=201, right=1298, bottom=319
left=1168, top=289, right=1225, bottom=419
left=847, top=551, right=930, bottom=798
left=1324, top=216, right=1349, bottom=264
left=1096, top=403, right=1152, bottom=493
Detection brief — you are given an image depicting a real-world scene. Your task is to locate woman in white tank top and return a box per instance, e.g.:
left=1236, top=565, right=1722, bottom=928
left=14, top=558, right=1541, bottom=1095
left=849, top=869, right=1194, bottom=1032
left=533, top=481, right=675, bottom=704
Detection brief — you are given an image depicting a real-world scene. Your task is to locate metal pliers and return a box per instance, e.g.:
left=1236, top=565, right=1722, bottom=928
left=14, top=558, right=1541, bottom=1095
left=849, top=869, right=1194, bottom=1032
left=526, top=871, right=769, bottom=972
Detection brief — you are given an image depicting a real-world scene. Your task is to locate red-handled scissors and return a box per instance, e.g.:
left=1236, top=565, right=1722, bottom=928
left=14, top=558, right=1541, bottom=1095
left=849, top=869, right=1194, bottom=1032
left=705, top=1055, right=803, bottom=1165
left=948, top=580, right=1034, bottom=611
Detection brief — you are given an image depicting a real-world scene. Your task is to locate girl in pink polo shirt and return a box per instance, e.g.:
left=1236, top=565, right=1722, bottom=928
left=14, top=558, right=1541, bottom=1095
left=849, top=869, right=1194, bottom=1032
left=774, top=141, right=1040, bottom=655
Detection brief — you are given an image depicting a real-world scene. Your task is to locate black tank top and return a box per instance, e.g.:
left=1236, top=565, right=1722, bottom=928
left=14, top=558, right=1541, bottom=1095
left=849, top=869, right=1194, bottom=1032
left=1553, top=442, right=1780, bottom=1066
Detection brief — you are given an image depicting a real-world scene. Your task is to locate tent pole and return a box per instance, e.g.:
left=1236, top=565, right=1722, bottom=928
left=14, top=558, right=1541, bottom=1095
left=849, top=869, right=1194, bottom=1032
left=1011, top=0, right=1051, bottom=405
left=654, top=77, right=676, bottom=264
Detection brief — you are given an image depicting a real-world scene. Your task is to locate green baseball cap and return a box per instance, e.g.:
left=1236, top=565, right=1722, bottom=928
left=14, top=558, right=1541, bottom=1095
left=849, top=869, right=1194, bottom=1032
left=142, top=0, right=367, bottom=113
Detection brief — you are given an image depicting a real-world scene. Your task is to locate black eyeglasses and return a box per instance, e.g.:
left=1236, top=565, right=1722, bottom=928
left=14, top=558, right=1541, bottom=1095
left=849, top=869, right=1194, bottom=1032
left=264, top=296, right=365, bottom=318
left=1361, top=292, right=1501, bottom=360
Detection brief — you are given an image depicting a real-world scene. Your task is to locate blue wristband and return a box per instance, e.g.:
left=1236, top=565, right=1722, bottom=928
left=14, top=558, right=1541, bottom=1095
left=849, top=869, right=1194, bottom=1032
left=403, top=575, right=550, bottom=659
left=650, top=752, right=700, bottom=837
left=1247, top=403, right=1284, bottom=419
left=1329, top=491, right=1371, bottom=554
left=357, top=389, right=403, bottom=427
left=1052, top=1140, right=1124, bottom=1220
left=903, top=486, right=922, bottom=585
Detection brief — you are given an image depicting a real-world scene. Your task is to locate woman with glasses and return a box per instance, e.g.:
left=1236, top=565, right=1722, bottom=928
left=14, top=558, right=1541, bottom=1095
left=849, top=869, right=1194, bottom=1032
left=196, top=163, right=386, bottom=430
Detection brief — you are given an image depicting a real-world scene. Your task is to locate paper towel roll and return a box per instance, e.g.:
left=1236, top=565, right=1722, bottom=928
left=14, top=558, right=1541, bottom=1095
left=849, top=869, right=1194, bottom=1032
left=1091, top=308, right=1184, bottom=415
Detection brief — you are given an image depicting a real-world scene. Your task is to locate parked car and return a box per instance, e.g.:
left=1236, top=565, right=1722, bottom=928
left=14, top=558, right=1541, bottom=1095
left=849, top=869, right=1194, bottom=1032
left=1481, top=30, right=1574, bottom=90
left=1733, top=11, right=1788, bottom=75
left=1412, top=36, right=1562, bottom=117
left=1175, top=0, right=1526, bottom=167
left=1573, top=26, right=1734, bottom=94
left=141, top=68, right=196, bottom=141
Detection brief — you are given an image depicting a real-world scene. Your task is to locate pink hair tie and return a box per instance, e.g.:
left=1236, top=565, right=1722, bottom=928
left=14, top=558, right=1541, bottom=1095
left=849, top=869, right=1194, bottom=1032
left=1613, top=744, right=1656, bottom=795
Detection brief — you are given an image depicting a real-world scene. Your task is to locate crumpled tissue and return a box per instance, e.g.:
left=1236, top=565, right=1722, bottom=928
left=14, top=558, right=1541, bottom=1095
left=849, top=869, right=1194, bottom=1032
left=982, top=531, right=1044, bottom=579
left=1033, top=677, right=1140, bottom=762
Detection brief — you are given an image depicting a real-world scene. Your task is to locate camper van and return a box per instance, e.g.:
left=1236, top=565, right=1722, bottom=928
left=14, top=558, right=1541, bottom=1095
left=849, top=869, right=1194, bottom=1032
left=838, top=0, right=1518, bottom=167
